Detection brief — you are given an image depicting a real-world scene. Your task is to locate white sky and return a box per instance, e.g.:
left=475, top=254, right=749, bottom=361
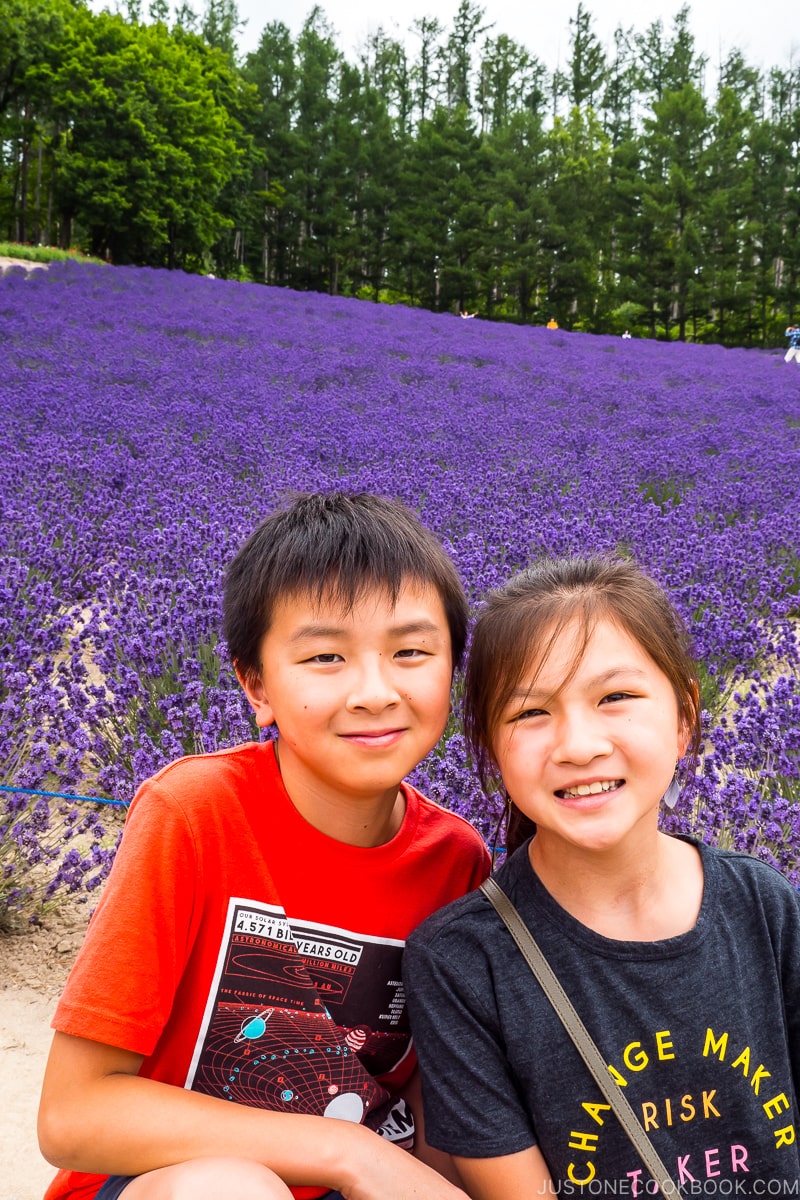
left=229, top=1, right=796, bottom=76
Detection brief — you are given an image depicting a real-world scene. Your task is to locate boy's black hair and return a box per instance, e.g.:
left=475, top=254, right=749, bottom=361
left=224, top=492, right=468, bottom=684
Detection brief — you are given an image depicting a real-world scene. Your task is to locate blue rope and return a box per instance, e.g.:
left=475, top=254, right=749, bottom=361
left=0, top=783, right=127, bottom=808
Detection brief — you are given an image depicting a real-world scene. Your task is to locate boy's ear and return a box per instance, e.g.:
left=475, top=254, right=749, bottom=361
left=235, top=664, right=275, bottom=729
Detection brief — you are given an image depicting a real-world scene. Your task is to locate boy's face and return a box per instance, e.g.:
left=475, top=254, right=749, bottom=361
left=238, top=580, right=453, bottom=818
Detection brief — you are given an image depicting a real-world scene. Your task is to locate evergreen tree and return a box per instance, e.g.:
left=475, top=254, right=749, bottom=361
left=703, top=51, right=760, bottom=342
left=173, top=3, right=199, bottom=34
left=544, top=105, right=610, bottom=327
left=410, top=16, right=443, bottom=125
left=439, top=0, right=493, bottom=111
left=349, top=72, right=404, bottom=300
left=567, top=3, right=605, bottom=109
left=201, top=0, right=243, bottom=61
left=287, top=8, right=342, bottom=291
left=744, top=68, right=797, bottom=344
left=634, top=7, right=704, bottom=105
left=483, top=108, right=550, bottom=321
left=634, top=9, right=709, bottom=338
left=597, top=27, right=641, bottom=328
left=778, top=83, right=800, bottom=325
left=243, top=21, right=297, bottom=284
left=399, top=104, right=484, bottom=311
left=476, top=34, right=541, bottom=135
left=361, top=29, right=413, bottom=138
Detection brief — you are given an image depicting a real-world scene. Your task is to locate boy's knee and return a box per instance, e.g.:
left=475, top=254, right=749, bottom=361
left=126, top=1157, right=293, bottom=1200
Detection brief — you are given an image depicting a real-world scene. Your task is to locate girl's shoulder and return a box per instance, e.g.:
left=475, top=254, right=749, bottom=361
left=695, top=837, right=800, bottom=920
left=698, top=836, right=796, bottom=887
left=407, top=844, right=532, bottom=953
left=406, top=878, right=494, bottom=951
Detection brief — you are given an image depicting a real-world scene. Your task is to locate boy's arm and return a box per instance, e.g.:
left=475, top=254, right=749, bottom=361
left=39, top=1032, right=470, bottom=1200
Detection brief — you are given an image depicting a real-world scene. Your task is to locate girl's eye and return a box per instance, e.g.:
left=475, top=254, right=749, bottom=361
left=601, top=691, right=634, bottom=704
left=513, top=707, right=547, bottom=721
left=307, top=653, right=342, bottom=664
left=395, top=647, right=426, bottom=659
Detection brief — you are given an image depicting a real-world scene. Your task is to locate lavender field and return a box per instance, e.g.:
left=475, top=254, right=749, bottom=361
left=2, top=261, right=800, bottom=914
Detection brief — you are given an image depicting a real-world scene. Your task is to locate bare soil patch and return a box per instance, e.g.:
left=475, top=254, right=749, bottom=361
left=1, top=894, right=94, bottom=1199
left=0, top=256, right=48, bottom=274
left=0, top=256, right=48, bottom=272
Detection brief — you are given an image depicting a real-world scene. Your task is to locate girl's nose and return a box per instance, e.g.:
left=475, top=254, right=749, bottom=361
left=552, top=710, right=612, bottom=764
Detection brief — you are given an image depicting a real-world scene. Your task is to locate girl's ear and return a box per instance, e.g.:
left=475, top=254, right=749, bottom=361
left=678, top=679, right=701, bottom=758
left=236, top=665, right=275, bottom=729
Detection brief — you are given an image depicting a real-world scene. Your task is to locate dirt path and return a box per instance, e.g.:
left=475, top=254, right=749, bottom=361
left=0, top=899, right=93, bottom=1200
left=0, top=255, right=48, bottom=272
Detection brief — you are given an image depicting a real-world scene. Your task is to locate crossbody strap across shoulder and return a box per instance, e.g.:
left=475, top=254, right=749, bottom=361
left=480, top=875, right=679, bottom=1197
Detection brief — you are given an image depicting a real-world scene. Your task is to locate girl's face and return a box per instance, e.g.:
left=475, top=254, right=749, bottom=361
left=494, top=616, right=689, bottom=857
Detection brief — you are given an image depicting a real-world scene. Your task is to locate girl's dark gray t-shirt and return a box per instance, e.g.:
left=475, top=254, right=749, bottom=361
left=404, top=838, right=800, bottom=1192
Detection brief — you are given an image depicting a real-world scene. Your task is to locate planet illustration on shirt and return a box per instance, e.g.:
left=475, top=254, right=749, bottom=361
left=234, top=1008, right=275, bottom=1042
left=344, top=1025, right=369, bottom=1052
left=323, top=1092, right=365, bottom=1122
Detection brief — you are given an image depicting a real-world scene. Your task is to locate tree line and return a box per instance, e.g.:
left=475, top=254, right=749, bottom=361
left=2, top=0, right=799, bottom=344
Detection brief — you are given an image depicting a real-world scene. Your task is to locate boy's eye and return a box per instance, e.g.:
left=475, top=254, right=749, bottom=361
left=306, top=653, right=343, bottom=664
left=395, top=647, right=427, bottom=659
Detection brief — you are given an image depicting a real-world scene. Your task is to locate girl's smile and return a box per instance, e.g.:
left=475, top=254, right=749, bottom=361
left=555, top=778, right=624, bottom=801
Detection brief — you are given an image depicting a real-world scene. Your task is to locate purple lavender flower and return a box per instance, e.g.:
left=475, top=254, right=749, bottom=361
left=2, top=261, right=799, bottom=914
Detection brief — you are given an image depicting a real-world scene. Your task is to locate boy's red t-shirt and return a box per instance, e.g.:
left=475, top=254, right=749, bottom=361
left=44, top=740, right=489, bottom=1200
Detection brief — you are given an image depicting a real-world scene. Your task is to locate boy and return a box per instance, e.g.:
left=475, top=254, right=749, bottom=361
left=38, top=492, right=489, bottom=1200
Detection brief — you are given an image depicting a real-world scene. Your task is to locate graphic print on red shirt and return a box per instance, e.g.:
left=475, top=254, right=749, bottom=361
left=186, top=898, right=414, bottom=1142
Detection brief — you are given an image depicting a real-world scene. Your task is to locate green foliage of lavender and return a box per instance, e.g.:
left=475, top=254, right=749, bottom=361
left=0, top=790, right=120, bottom=931
left=2, top=262, right=799, bottom=920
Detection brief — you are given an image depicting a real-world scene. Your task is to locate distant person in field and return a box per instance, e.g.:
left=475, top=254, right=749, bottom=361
left=546, top=317, right=559, bottom=329
left=785, top=325, right=800, bottom=363
left=38, top=492, right=489, bottom=1200
left=404, top=556, right=800, bottom=1197
left=622, top=329, right=632, bottom=339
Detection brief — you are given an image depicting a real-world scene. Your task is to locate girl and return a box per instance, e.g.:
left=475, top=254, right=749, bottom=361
left=404, top=556, right=800, bottom=1198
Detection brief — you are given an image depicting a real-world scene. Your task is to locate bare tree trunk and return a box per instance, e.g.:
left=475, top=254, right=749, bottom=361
left=11, top=112, right=21, bottom=241
left=19, top=102, right=31, bottom=244
left=45, top=157, right=53, bottom=247
left=33, top=135, right=43, bottom=244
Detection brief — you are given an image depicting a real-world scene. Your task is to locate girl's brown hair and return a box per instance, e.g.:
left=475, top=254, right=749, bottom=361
left=464, top=556, right=702, bottom=855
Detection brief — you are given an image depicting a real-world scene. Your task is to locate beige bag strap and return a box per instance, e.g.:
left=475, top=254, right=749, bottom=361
left=480, top=876, right=679, bottom=1197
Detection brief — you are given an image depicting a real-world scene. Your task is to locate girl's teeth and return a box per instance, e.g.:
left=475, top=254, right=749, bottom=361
left=564, top=780, right=619, bottom=798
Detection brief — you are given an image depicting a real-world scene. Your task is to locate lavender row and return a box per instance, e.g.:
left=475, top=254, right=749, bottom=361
left=2, top=261, right=799, bottom=913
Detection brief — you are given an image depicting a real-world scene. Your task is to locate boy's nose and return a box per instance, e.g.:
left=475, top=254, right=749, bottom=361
left=346, top=658, right=401, bottom=711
